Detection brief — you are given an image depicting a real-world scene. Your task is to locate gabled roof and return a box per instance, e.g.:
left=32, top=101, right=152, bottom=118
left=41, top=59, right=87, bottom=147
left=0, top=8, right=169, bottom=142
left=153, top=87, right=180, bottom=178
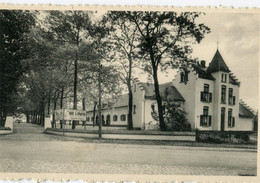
left=239, top=101, right=255, bottom=118
left=229, top=75, right=240, bottom=86
left=113, top=94, right=128, bottom=108
left=141, top=82, right=185, bottom=101
left=192, top=64, right=215, bottom=80
left=207, top=49, right=230, bottom=73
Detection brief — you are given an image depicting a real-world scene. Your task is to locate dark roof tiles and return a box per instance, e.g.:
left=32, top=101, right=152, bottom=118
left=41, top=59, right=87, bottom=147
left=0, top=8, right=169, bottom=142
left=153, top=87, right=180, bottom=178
left=239, top=102, right=255, bottom=118
left=207, top=49, right=230, bottom=73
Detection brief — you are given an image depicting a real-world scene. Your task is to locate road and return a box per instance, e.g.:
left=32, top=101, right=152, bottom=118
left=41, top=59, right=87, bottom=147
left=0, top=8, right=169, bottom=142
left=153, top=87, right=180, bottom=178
left=0, top=123, right=257, bottom=175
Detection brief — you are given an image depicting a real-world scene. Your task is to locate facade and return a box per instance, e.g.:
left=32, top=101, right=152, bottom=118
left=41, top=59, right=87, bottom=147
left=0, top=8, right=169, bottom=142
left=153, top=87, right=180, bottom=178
left=86, top=49, right=256, bottom=131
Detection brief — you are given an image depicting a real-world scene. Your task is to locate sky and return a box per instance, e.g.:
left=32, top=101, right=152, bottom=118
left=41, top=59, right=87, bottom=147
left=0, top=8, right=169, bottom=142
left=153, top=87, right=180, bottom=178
left=138, top=13, right=259, bottom=111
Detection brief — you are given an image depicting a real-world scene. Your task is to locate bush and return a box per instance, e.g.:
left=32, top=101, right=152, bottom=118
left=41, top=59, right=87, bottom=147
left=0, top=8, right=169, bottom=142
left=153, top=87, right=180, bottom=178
left=234, top=132, right=249, bottom=141
left=151, top=101, right=191, bottom=131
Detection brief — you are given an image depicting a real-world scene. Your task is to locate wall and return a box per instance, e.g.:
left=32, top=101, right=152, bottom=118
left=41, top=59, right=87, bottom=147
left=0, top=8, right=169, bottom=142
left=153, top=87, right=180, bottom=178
left=86, top=106, right=128, bottom=126
left=235, top=117, right=254, bottom=131
left=211, top=71, right=240, bottom=131
left=194, top=78, right=214, bottom=131
left=132, top=81, right=145, bottom=129
left=172, top=68, right=197, bottom=130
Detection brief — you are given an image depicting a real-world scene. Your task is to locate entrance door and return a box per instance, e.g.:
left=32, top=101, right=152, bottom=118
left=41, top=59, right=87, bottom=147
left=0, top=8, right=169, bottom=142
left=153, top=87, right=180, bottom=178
left=221, top=107, right=225, bottom=131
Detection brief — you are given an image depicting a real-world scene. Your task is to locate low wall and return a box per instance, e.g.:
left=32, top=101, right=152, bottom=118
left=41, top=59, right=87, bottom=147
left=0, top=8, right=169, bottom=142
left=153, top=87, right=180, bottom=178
left=196, top=130, right=257, bottom=144
left=45, top=128, right=196, bottom=141
left=0, top=129, right=12, bottom=135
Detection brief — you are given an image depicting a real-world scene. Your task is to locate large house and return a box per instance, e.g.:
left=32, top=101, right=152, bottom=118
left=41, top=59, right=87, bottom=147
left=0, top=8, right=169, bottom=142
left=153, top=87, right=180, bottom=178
left=86, top=49, right=256, bottom=131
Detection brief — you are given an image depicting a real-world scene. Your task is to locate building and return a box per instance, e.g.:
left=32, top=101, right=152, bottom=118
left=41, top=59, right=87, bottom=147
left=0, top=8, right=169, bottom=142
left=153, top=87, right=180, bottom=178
left=86, top=49, right=256, bottom=131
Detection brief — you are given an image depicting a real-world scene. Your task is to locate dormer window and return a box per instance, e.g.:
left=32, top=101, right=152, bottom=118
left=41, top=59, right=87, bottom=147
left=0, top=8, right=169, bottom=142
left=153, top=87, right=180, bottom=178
left=180, top=70, right=189, bottom=84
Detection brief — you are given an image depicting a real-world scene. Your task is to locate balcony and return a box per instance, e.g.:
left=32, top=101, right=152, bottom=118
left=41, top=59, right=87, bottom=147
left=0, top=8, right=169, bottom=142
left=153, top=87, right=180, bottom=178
left=200, top=92, right=212, bottom=103
left=228, top=96, right=236, bottom=105
left=200, top=115, right=212, bottom=126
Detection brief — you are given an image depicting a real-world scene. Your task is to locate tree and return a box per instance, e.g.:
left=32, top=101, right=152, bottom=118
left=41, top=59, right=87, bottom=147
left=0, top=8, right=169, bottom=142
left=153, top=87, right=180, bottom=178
left=47, top=11, right=93, bottom=129
left=105, top=12, right=140, bottom=130
left=123, top=11, right=210, bottom=130
left=0, top=10, right=35, bottom=126
left=105, top=12, right=143, bottom=130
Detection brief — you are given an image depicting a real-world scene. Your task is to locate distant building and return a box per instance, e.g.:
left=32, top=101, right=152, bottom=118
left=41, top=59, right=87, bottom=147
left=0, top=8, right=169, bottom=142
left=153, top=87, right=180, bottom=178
left=86, top=49, right=256, bottom=131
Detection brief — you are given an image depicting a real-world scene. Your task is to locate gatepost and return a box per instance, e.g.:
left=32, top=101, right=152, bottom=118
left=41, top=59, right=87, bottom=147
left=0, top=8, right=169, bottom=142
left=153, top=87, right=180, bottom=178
left=5, top=113, right=14, bottom=132
left=44, top=115, right=52, bottom=129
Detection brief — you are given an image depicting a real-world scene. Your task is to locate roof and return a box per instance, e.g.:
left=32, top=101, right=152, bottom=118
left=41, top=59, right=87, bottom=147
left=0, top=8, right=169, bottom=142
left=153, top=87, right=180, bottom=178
left=113, top=94, right=128, bottom=108
left=239, top=102, right=255, bottom=118
left=85, top=94, right=128, bottom=112
left=141, top=82, right=185, bottom=101
left=229, top=75, right=240, bottom=86
left=192, top=64, right=215, bottom=80
left=207, top=49, right=230, bottom=73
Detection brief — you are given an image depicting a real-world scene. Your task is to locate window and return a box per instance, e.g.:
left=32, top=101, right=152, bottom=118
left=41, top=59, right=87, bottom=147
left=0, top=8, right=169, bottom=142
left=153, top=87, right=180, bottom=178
left=180, top=70, right=189, bottom=84
left=228, top=88, right=236, bottom=105
left=228, top=109, right=235, bottom=127
left=113, top=115, right=118, bottom=121
left=221, top=73, right=227, bottom=82
left=134, top=84, right=136, bottom=92
left=221, top=85, right=226, bottom=104
left=86, top=117, right=90, bottom=122
left=204, top=84, right=209, bottom=93
left=151, top=104, right=155, bottom=112
left=133, top=105, right=136, bottom=114
left=200, top=106, right=211, bottom=126
left=120, top=114, right=126, bottom=121
left=200, top=84, right=212, bottom=102
left=91, top=117, right=94, bottom=122
left=203, top=106, right=209, bottom=116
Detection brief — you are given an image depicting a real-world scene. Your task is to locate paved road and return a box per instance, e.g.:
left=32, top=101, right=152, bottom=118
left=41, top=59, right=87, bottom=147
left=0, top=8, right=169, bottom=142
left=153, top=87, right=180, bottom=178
left=0, top=123, right=257, bottom=175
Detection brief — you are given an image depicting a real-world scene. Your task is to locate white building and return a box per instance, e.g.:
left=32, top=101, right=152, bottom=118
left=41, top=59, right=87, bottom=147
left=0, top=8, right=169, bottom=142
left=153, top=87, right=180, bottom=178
left=86, top=49, right=256, bottom=131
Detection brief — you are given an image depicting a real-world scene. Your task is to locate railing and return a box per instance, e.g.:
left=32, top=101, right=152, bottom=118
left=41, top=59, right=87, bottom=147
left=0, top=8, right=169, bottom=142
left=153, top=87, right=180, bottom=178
left=200, top=115, right=212, bottom=126
left=200, top=92, right=212, bottom=103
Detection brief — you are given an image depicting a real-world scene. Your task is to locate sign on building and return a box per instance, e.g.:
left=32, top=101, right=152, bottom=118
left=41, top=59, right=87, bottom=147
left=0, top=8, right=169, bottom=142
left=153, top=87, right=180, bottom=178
left=54, top=109, right=86, bottom=121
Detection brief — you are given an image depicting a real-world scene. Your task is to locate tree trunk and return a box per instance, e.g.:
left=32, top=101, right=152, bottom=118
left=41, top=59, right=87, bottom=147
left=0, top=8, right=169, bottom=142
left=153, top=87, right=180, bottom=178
left=72, top=50, right=78, bottom=130
left=47, top=93, right=51, bottom=115
left=26, top=113, right=29, bottom=123
left=82, top=97, right=85, bottom=110
left=127, top=56, right=133, bottom=130
left=0, top=105, right=3, bottom=127
left=149, top=48, right=166, bottom=131
left=60, top=87, right=64, bottom=109
left=92, top=101, right=97, bottom=127
left=53, top=98, right=57, bottom=128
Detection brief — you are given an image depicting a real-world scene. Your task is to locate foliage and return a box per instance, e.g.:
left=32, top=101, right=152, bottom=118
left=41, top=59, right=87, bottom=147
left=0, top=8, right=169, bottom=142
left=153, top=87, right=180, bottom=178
left=121, top=11, right=210, bottom=131
left=0, top=10, right=36, bottom=126
left=151, top=102, right=191, bottom=131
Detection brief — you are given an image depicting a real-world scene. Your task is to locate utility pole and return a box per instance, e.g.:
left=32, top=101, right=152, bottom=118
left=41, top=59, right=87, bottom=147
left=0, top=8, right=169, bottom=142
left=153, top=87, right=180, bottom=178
left=98, top=61, right=102, bottom=139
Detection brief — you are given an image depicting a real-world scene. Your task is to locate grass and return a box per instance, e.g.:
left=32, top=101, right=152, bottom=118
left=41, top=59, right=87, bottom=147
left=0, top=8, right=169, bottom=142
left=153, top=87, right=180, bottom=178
left=46, top=127, right=195, bottom=136
left=46, top=128, right=257, bottom=150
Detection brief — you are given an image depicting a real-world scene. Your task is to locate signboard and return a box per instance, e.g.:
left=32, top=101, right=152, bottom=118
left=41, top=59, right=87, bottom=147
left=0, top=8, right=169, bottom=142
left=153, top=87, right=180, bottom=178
left=54, top=109, right=86, bottom=121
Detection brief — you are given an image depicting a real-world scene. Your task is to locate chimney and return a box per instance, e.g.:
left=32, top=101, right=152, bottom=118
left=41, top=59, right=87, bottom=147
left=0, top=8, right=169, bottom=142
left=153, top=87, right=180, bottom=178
left=201, top=60, right=206, bottom=68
